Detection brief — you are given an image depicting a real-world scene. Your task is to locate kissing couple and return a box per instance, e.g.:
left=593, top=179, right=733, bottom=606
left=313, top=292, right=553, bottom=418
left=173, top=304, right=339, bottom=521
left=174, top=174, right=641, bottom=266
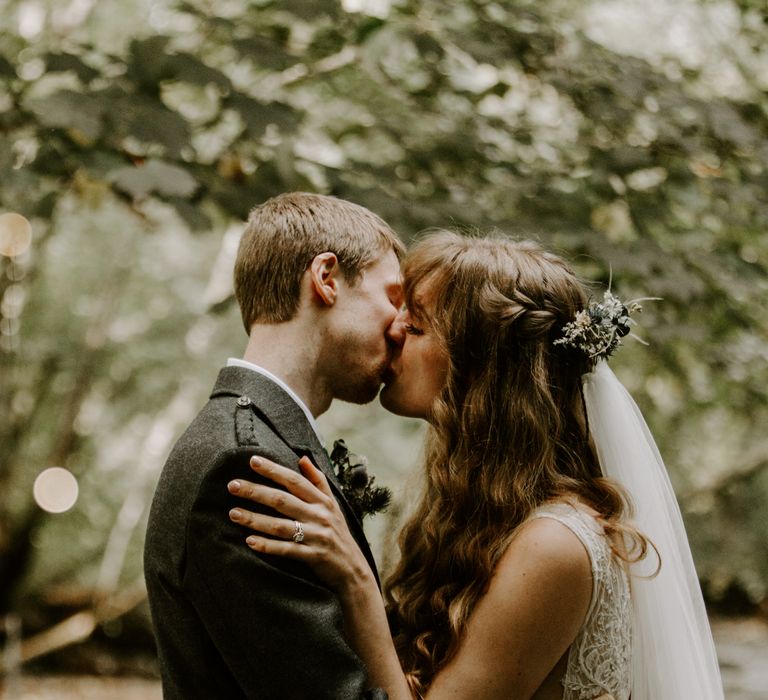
left=144, top=192, right=724, bottom=699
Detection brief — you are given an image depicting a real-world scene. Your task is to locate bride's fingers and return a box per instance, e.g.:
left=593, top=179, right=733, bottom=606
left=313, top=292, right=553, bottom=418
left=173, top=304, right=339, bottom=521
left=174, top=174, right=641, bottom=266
left=245, top=534, right=309, bottom=561
left=228, top=508, right=299, bottom=540
left=227, top=478, right=312, bottom=520
left=297, top=456, right=334, bottom=499
left=248, top=455, right=325, bottom=503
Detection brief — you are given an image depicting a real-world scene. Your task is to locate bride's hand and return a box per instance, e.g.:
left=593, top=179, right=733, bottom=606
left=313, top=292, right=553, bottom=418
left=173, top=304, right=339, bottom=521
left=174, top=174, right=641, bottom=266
left=227, top=456, right=374, bottom=592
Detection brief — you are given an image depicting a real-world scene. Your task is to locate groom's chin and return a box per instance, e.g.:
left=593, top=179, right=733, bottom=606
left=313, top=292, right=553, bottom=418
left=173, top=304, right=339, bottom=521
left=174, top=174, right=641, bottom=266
left=335, top=377, right=382, bottom=406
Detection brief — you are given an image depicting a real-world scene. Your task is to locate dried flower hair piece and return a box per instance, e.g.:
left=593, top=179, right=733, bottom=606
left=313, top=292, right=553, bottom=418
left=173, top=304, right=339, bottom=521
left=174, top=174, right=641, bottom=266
left=554, top=290, right=659, bottom=360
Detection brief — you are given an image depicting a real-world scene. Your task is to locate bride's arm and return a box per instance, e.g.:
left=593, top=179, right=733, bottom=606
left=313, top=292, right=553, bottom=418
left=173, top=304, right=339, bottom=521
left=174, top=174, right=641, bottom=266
left=229, top=457, right=593, bottom=700
left=336, top=566, right=413, bottom=699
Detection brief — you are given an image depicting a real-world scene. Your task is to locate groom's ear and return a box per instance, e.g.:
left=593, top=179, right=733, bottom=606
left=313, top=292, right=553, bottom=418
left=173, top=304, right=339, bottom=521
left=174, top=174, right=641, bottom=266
left=308, top=252, right=340, bottom=307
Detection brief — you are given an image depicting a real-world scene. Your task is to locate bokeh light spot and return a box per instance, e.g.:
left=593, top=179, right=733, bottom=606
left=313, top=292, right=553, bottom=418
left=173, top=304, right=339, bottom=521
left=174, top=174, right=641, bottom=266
left=33, top=467, right=79, bottom=514
left=0, top=213, right=32, bottom=257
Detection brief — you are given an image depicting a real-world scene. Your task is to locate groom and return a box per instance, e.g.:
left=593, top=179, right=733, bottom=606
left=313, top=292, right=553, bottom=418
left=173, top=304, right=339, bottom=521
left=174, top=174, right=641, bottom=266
left=144, top=192, right=405, bottom=699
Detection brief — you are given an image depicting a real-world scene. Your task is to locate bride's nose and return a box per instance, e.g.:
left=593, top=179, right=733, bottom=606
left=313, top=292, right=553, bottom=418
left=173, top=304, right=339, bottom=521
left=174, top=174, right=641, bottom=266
left=386, top=310, right=407, bottom=348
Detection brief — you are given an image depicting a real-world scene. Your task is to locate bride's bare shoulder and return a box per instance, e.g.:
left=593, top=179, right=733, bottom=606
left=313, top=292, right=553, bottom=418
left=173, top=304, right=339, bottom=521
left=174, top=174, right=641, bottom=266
left=427, top=510, right=596, bottom=698
left=499, top=514, right=592, bottom=584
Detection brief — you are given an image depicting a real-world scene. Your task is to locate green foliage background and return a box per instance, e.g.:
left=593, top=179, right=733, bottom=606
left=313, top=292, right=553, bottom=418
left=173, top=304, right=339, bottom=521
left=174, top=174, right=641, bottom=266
left=0, top=0, right=766, bottom=662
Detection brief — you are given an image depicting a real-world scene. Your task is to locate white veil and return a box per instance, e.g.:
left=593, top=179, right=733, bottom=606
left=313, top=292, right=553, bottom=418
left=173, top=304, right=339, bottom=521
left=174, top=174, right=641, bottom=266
left=583, top=360, right=724, bottom=700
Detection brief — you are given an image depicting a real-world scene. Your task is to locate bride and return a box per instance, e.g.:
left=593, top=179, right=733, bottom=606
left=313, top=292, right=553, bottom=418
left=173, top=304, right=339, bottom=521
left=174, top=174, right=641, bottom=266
left=226, top=231, right=724, bottom=699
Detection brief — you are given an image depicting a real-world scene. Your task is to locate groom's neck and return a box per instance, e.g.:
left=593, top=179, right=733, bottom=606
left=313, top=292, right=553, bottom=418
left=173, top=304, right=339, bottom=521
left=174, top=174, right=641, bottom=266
left=241, top=322, right=332, bottom=418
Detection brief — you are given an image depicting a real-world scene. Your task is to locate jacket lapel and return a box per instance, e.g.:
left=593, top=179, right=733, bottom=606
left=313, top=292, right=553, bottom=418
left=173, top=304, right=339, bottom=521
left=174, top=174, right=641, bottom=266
left=211, top=367, right=380, bottom=583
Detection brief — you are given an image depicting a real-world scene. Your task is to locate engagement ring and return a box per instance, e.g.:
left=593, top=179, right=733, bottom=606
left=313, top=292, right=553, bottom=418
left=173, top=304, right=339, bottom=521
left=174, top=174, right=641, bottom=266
left=292, top=520, right=305, bottom=543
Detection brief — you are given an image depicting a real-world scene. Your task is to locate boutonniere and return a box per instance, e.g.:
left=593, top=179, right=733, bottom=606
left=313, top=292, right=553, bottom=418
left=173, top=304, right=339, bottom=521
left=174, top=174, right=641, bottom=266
left=329, top=439, right=391, bottom=521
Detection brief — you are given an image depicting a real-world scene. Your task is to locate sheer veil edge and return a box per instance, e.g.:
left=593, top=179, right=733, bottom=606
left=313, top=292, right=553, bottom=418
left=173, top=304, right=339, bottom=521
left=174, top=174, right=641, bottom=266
left=583, top=361, right=724, bottom=700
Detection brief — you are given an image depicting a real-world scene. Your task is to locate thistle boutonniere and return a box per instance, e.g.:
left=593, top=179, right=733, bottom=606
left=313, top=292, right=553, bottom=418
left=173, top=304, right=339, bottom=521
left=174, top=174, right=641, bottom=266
left=329, top=439, right=391, bottom=521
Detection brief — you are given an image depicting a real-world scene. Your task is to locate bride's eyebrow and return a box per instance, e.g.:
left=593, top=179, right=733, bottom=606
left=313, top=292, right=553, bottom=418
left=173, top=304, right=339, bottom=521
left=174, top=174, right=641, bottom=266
left=405, top=296, right=426, bottom=321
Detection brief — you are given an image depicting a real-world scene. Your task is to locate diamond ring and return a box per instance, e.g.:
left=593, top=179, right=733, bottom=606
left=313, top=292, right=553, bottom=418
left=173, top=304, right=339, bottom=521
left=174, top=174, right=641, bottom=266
left=292, top=520, right=305, bottom=544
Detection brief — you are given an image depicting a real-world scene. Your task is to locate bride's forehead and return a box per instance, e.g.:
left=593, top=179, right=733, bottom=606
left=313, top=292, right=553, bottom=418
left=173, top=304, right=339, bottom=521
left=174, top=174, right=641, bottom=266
left=405, top=281, right=442, bottom=320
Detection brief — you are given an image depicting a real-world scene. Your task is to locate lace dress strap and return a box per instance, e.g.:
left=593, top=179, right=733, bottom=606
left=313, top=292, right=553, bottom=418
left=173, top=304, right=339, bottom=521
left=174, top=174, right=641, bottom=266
left=529, top=502, right=632, bottom=700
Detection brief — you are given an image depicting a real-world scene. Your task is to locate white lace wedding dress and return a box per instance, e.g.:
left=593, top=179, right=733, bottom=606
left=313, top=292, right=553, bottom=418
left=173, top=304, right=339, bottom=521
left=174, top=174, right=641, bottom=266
left=531, top=502, right=632, bottom=700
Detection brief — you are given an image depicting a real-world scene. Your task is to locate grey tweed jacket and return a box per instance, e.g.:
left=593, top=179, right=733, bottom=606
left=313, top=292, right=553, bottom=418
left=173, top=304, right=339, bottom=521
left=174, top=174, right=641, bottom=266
left=144, top=366, right=387, bottom=699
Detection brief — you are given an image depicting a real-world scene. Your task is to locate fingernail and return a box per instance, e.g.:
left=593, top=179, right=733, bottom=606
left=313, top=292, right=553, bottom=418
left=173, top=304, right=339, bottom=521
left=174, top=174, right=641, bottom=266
left=228, top=480, right=241, bottom=491
left=250, top=456, right=261, bottom=466
left=229, top=508, right=242, bottom=520
left=246, top=536, right=257, bottom=546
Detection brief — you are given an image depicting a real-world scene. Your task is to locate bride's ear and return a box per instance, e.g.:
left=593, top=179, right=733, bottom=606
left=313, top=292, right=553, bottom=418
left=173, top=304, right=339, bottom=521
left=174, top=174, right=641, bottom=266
left=308, top=252, right=340, bottom=307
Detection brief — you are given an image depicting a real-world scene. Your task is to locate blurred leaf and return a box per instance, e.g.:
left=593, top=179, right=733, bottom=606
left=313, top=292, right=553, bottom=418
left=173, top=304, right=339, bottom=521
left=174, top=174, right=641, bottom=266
left=44, top=52, right=100, bottom=83
left=102, top=91, right=191, bottom=156
left=0, top=54, right=16, bottom=77
left=281, top=0, right=339, bottom=21
left=707, top=102, right=760, bottom=149
left=127, top=35, right=173, bottom=87
left=26, top=90, right=104, bottom=142
left=168, top=196, right=212, bottom=231
left=110, top=160, right=199, bottom=198
left=227, top=94, right=300, bottom=137
left=165, top=53, right=233, bottom=89
left=231, top=36, right=299, bottom=70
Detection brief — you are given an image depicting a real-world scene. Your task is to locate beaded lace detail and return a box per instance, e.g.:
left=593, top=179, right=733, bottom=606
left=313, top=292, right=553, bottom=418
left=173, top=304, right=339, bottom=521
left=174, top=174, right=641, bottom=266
left=530, top=503, right=632, bottom=700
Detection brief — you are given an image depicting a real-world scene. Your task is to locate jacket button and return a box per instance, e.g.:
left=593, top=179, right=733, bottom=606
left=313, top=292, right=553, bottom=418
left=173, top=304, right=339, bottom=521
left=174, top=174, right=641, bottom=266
left=236, top=396, right=251, bottom=407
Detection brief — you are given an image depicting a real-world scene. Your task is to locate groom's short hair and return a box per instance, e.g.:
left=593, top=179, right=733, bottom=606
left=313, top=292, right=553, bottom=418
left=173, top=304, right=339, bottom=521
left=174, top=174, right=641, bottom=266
left=234, top=192, right=404, bottom=331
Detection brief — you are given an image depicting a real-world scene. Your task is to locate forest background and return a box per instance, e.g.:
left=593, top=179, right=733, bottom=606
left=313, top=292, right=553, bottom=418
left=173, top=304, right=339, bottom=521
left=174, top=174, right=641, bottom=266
left=0, top=0, right=766, bottom=692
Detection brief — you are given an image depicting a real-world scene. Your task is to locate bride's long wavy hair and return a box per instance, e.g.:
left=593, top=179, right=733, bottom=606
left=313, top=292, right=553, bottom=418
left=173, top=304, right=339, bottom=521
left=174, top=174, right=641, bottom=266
left=384, top=231, right=651, bottom=697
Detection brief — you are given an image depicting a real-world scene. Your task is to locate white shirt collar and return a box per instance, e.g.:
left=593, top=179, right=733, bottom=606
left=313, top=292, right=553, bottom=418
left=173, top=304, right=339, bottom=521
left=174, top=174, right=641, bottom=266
left=226, top=358, right=324, bottom=446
